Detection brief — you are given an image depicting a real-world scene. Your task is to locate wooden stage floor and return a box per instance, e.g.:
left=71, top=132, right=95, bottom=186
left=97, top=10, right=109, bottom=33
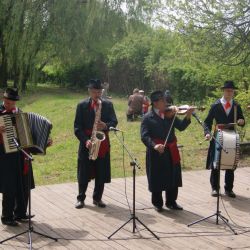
left=1, top=167, right=250, bottom=249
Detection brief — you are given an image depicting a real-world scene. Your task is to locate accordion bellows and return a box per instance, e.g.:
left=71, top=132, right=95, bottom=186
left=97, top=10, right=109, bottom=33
left=0, top=112, right=52, bottom=154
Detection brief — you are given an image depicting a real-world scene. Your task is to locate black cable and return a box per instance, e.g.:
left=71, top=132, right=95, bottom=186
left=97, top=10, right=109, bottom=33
left=219, top=193, right=250, bottom=232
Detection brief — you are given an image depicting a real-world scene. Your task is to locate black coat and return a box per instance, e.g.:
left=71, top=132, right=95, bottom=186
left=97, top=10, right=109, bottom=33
left=0, top=104, right=35, bottom=195
left=74, top=98, right=118, bottom=185
left=141, top=110, right=191, bottom=192
left=204, top=99, right=245, bottom=169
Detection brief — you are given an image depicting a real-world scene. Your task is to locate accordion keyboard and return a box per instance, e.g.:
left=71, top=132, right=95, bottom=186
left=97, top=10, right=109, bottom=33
left=0, top=115, right=18, bottom=153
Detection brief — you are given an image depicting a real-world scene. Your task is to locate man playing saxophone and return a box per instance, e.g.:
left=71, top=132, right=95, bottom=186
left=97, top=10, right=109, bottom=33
left=74, top=79, right=118, bottom=209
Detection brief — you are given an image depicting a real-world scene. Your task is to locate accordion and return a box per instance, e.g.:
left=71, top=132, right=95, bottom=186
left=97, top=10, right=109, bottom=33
left=0, top=112, right=52, bottom=154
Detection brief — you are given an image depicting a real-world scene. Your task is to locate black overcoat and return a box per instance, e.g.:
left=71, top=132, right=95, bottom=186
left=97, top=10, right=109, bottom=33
left=0, top=105, right=35, bottom=196
left=74, top=98, right=118, bottom=185
left=204, top=99, right=245, bottom=169
left=141, top=110, right=191, bottom=192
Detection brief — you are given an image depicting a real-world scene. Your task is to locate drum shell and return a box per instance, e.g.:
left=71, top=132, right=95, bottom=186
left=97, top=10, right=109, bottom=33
left=213, top=129, right=240, bottom=170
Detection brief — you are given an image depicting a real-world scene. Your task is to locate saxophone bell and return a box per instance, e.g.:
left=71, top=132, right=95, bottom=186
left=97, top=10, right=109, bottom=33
left=96, top=131, right=105, bottom=141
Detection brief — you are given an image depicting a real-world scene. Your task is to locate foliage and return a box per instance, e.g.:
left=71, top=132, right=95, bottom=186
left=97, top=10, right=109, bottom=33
left=1, top=0, right=250, bottom=105
left=108, top=32, right=152, bottom=94
left=235, top=91, right=250, bottom=117
left=163, top=0, right=250, bottom=66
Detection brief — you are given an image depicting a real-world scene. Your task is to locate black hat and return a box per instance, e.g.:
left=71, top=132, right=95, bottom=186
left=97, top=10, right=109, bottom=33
left=150, top=90, right=165, bottom=103
left=87, top=79, right=103, bottom=89
left=221, top=80, right=238, bottom=89
left=3, top=87, right=20, bottom=101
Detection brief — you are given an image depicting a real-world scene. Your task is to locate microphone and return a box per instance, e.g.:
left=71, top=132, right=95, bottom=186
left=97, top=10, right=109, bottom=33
left=109, top=127, right=123, bottom=132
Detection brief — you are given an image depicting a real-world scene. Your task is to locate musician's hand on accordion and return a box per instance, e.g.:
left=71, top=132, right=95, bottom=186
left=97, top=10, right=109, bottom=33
left=0, top=125, right=5, bottom=134
left=47, top=138, right=53, bottom=147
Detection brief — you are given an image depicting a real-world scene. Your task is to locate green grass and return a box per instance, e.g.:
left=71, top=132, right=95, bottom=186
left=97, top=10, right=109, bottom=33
left=17, top=84, right=250, bottom=185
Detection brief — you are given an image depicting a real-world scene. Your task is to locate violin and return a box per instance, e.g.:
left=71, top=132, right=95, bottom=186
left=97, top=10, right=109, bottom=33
left=164, top=105, right=203, bottom=118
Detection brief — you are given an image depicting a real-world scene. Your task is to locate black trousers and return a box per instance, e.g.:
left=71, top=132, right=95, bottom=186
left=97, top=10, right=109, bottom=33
left=210, top=169, right=234, bottom=192
left=1, top=192, right=16, bottom=221
left=77, top=180, right=104, bottom=202
left=1, top=188, right=28, bottom=222
left=14, top=185, right=29, bottom=217
left=152, top=187, right=178, bottom=208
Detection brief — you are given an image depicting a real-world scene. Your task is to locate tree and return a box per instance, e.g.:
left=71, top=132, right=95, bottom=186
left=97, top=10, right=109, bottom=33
left=161, top=0, right=250, bottom=66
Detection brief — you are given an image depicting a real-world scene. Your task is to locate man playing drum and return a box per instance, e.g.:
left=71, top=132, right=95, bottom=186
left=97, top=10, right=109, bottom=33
left=204, top=80, right=245, bottom=198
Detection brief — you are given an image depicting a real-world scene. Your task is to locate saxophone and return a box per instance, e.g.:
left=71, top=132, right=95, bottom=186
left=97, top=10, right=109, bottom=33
left=89, top=99, right=106, bottom=160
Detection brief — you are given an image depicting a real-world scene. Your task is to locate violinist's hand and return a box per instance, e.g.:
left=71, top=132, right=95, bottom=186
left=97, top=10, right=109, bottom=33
left=205, top=134, right=211, bottom=141
left=185, top=107, right=196, bottom=119
left=154, top=144, right=165, bottom=154
left=85, top=140, right=92, bottom=149
left=0, top=125, right=5, bottom=134
left=169, top=105, right=178, bottom=113
left=237, top=119, right=245, bottom=126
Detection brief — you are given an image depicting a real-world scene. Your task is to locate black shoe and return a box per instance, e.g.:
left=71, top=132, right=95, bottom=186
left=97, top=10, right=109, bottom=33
left=93, top=200, right=106, bottom=208
left=154, top=206, right=163, bottom=212
left=75, top=200, right=84, bottom=209
left=211, top=190, right=219, bottom=197
left=14, top=214, right=35, bottom=222
left=1, top=219, right=18, bottom=227
left=166, top=202, right=183, bottom=210
left=225, top=190, right=236, bottom=198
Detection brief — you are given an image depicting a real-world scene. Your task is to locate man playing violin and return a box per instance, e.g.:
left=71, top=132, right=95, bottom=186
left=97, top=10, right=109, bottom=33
left=204, top=80, right=245, bottom=198
left=140, top=90, right=195, bottom=212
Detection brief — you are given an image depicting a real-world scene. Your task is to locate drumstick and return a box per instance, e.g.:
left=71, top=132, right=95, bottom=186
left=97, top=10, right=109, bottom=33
left=199, top=138, right=210, bottom=145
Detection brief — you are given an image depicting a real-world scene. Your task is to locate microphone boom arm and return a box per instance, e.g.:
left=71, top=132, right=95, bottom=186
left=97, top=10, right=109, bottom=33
left=192, top=112, right=228, bottom=154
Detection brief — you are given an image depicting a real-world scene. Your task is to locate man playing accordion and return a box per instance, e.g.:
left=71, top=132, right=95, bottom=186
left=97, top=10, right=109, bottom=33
left=0, top=88, right=35, bottom=226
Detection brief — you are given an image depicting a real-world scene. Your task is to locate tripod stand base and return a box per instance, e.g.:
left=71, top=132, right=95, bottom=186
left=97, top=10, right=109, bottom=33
left=0, top=226, right=58, bottom=247
left=108, top=216, right=159, bottom=240
left=187, top=211, right=237, bottom=235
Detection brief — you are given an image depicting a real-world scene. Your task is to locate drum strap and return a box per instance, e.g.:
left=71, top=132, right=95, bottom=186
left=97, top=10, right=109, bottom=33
left=234, top=105, right=237, bottom=131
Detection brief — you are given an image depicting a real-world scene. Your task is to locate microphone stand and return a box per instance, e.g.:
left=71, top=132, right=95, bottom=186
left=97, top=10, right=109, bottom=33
left=187, top=113, right=237, bottom=235
left=108, top=131, right=159, bottom=240
left=0, top=139, right=58, bottom=249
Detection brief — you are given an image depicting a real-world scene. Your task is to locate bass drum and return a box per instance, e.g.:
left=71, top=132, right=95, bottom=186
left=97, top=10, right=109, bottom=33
left=213, top=129, right=240, bottom=170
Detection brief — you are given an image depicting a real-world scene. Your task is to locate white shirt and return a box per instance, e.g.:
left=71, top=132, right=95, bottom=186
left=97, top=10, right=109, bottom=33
left=153, top=108, right=164, bottom=119
left=220, top=97, right=232, bottom=116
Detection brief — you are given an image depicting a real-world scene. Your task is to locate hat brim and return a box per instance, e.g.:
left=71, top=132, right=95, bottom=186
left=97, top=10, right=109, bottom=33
left=87, top=84, right=103, bottom=89
left=221, top=86, right=238, bottom=89
left=3, top=93, right=20, bottom=101
left=150, top=97, right=165, bottom=104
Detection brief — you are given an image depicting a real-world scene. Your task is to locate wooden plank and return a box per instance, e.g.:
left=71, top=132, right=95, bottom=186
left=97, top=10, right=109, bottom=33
left=1, top=168, right=250, bottom=249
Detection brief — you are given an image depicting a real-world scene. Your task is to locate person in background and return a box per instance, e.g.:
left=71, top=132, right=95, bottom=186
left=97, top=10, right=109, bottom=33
left=165, top=90, right=173, bottom=105
left=139, top=90, right=150, bottom=116
left=141, top=90, right=194, bottom=212
left=204, top=80, right=245, bottom=198
left=74, top=79, right=118, bottom=209
left=101, top=82, right=112, bottom=99
left=127, top=88, right=144, bottom=121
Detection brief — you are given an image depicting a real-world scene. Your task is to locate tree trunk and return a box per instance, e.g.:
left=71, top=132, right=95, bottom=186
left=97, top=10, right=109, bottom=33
left=19, top=66, right=28, bottom=91
left=0, top=48, right=8, bottom=88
